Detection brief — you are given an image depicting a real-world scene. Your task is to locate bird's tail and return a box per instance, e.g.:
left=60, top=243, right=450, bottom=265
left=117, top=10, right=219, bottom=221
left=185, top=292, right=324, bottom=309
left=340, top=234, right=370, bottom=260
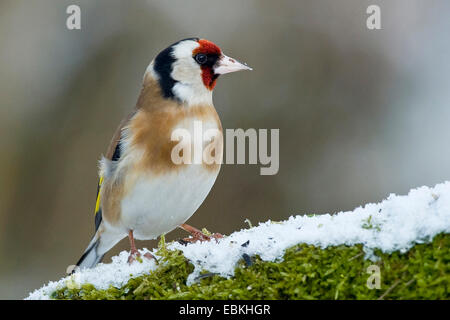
left=74, top=228, right=124, bottom=271
left=75, top=233, right=105, bottom=270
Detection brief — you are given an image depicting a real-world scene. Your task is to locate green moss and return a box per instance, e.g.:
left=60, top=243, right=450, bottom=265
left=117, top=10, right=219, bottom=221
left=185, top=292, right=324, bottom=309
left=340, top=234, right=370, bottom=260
left=362, top=215, right=382, bottom=232
left=52, top=233, right=449, bottom=300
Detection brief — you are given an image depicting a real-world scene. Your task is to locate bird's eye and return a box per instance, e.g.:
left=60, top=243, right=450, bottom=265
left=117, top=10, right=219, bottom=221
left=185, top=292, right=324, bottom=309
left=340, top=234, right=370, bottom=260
left=195, top=53, right=208, bottom=65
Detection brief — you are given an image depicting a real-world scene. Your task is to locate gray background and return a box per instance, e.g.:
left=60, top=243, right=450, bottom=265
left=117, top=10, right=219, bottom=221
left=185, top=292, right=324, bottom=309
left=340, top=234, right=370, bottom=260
left=1, top=0, right=449, bottom=299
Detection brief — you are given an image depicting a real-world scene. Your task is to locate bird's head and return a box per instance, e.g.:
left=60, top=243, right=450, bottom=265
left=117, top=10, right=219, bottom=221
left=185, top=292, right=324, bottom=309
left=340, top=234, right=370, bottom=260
left=146, top=38, right=252, bottom=105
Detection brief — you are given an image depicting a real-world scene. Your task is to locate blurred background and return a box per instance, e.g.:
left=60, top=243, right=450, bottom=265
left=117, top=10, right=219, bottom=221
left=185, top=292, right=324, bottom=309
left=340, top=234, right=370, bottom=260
left=1, top=0, right=449, bottom=299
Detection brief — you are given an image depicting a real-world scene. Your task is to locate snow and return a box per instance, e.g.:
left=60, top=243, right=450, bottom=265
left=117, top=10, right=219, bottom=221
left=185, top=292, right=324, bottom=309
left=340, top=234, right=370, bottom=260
left=26, top=250, right=158, bottom=300
left=26, top=182, right=450, bottom=299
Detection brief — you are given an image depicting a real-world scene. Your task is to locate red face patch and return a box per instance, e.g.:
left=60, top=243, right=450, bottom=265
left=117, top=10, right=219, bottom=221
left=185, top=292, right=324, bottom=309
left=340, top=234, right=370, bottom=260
left=194, top=39, right=222, bottom=56
left=194, top=39, right=222, bottom=90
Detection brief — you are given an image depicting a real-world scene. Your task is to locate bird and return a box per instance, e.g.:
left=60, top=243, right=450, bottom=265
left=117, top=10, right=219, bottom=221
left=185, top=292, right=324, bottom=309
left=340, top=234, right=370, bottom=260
left=74, top=38, right=252, bottom=270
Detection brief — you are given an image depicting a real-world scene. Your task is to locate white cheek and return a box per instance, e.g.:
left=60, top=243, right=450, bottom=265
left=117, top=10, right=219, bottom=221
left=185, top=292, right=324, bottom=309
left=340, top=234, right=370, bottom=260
left=171, top=58, right=212, bottom=106
left=171, top=40, right=201, bottom=83
left=171, top=57, right=201, bottom=84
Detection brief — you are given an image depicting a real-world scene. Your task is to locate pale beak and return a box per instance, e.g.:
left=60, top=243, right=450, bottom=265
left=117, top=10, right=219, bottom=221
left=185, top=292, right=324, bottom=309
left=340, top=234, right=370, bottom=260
left=214, top=54, right=252, bottom=75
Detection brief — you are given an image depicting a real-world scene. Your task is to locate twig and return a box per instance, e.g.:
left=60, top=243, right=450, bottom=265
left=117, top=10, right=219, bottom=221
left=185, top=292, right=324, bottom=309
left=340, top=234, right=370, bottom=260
left=402, top=278, right=415, bottom=288
left=348, top=252, right=364, bottom=261
left=378, top=280, right=400, bottom=300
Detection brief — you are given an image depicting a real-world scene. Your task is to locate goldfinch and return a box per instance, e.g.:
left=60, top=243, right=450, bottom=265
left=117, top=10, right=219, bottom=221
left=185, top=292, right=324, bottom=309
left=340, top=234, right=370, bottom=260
left=75, top=38, right=252, bottom=269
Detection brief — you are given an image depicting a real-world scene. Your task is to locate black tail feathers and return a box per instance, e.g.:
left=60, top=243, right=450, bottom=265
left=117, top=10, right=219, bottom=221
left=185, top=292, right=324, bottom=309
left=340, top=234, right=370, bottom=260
left=73, top=236, right=105, bottom=272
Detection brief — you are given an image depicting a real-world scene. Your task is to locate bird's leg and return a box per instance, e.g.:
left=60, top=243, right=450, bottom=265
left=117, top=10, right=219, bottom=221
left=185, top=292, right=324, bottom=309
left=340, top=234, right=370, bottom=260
left=127, top=230, right=156, bottom=264
left=127, top=230, right=140, bottom=264
left=179, top=223, right=223, bottom=243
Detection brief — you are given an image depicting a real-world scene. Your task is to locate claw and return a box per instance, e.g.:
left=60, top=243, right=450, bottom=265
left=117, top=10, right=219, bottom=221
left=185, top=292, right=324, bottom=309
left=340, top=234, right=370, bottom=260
left=128, top=250, right=158, bottom=264
left=126, top=230, right=158, bottom=264
left=127, top=249, right=141, bottom=264
left=143, top=252, right=158, bottom=264
left=179, top=223, right=223, bottom=243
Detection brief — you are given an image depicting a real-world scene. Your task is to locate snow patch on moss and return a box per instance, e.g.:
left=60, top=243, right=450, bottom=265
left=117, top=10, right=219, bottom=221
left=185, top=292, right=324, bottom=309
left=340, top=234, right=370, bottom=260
left=27, top=181, right=450, bottom=299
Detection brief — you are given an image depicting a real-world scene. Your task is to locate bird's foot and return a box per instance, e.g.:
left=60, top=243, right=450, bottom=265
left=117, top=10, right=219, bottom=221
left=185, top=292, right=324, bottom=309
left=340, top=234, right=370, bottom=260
left=127, top=248, right=141, bottom=264
left=128, top=249, right=158, bottom=264
left=143, top=252, right=158, bottom=264
left=178, top=223, right=223, bottom=244
left=182, top=231, right=223, bottom=244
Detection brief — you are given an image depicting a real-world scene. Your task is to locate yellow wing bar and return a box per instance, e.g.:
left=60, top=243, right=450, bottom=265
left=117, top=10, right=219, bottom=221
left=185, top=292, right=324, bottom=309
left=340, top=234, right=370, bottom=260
left=94, top=176, right=104, bottom=215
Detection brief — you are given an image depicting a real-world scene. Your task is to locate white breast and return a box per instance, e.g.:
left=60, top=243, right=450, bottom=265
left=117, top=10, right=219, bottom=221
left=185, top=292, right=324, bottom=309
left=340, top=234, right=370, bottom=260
left=117, top=116, right=222, bottom=240
left=119, top=165, right=219, bottom=240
